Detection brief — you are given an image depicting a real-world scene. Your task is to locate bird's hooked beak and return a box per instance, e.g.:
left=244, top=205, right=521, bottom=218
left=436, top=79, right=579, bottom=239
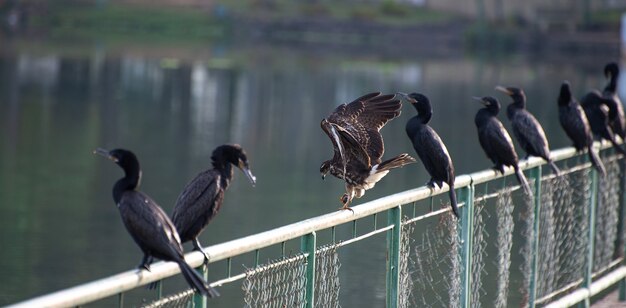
left=238, top=160, right=257, bottom=186
left=495, top=86, right=512, bottom=96
left=396, top=92, right=414, bottom=104
left=93, top=148, right=118, bottom=162
left=472, top=96, right=487, bottom=105
left=321, top=173, right=326, bottom=180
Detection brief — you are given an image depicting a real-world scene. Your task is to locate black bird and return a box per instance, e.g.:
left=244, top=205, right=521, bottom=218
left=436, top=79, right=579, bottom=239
left=320, top=92, right=416, bottom=210
left=94, top=148, right=219, bottom=298
left=581, top=90, right=626, bottom=156
left=558, top=81, right=606, bottom=176
left=495, top=86, right=561, bottom=175
left=473, top=96, right=532, bottom=195
left=603, top=62, right=626, bottom=140
left=401, top=92, right=458, bottom=218
left=172, top=144, right=256, bottom=260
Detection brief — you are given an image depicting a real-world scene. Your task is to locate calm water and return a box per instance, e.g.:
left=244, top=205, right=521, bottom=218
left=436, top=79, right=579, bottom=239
left=0, top=38, right=622, bottom=306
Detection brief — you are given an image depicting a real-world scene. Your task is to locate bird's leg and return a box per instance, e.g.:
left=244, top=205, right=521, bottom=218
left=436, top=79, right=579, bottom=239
left=138, top=254, right=153, bottom=272
left=193, top=238, right=211, bottom=265
left=340, top=194, right=355, bottom=213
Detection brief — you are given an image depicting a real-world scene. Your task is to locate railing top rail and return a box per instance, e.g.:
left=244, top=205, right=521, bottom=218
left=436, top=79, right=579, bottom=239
left=7, top=141, right=613, bottom=308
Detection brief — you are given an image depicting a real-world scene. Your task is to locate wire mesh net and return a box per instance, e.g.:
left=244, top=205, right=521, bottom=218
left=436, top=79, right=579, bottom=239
left=495, top=188, right=514, bottom=308
left=398, top=220, right=414, bottom=308
left=529, top=166, right=592, bottom=301
left=242, top=254, right=307, bottom=308
left=471, top=198, right=488, bottom=306
left=141, top=289, right=195, bottom=308
left=314, top=244, right=341, bottom=308
left=594, top=157, right=622, bottom=274
left=406, top=211, right=460, bottom=307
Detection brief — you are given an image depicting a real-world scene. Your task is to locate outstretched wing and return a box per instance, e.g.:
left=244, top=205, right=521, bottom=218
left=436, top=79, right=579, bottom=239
left=326, top=92, right=401, bottom=165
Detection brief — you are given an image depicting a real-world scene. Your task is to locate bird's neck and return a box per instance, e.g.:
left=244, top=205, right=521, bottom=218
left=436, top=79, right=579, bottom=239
left=417, top=112, right=432, bottom=124
left=605, top=76, right=618, bottom=94
left=113, top=170, right=141, bottom=204
left=512, top=96, right=526, bottom=109
left=213, top=161, right=234, bottom=188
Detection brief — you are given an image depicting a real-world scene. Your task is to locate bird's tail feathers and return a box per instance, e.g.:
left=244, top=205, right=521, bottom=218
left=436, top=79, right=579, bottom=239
left=375, top=154, right=416, bottom=173
left=448, top=184, right=459, bottom=219
left=588, top=145, right=607, bottom=177
left=548, top=160, right=561, bottom=175
left=178, top=261, right=220, bottom=298
left=609, top=135, right=626, bottom=156
left=514, top=166, right=533, bottom=196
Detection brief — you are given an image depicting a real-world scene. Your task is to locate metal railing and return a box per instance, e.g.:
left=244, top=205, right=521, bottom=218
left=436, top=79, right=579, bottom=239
left=8, top=141, right=626, bottom=308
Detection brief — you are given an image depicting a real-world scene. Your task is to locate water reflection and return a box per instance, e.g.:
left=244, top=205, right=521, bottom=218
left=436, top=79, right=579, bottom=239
left=0, top=43, right=619, bottom=306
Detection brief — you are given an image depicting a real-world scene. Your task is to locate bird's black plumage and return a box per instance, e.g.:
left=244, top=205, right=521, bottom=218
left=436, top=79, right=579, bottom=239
left=473, top=96, right=532, bottom=195
left=94, top=148, right=219, bottom=298
left=401, top=92, right=458, bottom=218
left=172, top=144, right=255, bottom=259
left=496, top=86, right=561, bottom=175
left=603, top=62, right=626, bottom=139
left=581, top=90, right=626, bottom=156
left=320, top=92, right=416, bottom=209
left=558, top=81, right=606, bottom=176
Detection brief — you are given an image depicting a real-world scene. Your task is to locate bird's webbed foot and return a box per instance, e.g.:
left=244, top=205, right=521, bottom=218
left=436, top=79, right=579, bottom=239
left=493, top=165, right=505, bottom=175
left=193, top=238, right=211, bottom=265
left=138, top=254, right=153, bottom=272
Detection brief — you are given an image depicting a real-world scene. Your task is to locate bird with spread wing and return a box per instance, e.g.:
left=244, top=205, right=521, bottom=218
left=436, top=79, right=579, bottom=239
left=320, top=92, right=416, bottom=210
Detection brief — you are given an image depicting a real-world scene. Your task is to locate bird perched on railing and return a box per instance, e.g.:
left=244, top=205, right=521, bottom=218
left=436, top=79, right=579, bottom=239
left=602, top=62, right=626, bottom=140
left=473, top=96, right=532, bottom=195
left=496, top=86, right=561, bottom=175
left=320, top=92, right=416, bottom=210
left=581, top=90, right=626, bottom=156
left=557, top=81, right=606, bottom=176
left=94, top=148, right=219, bottom=298
left=172, top=144, right=256, bottom=261
left=400, top=92, right=458, bottom=218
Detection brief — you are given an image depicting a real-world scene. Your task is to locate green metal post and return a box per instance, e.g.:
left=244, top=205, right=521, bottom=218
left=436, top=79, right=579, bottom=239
left=301, top=232, right=316, bottom=308
left=580, top=167, right=599, bottom=307
left=386, top=206, right=402, bottom=308
left=459, top=185, right=474, bottom=308
left=192, top=265, right=208, bottom=308
left=528, top=166, right=542, bottom=308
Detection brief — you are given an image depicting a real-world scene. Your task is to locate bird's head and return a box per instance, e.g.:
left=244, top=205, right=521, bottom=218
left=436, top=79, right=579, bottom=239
left=94, top=148, right=142, bottom=187
left=605, top=62, right=619, bottom=80
left=212, top=144, right=256, bottom=186
left=320, top=160, right=331, bottom=180
left=495, top=86, right=526, bottom=104
left=558, top=81, right=572, bottom=106
left=397, top=92, right=432, bottom=119
left=473, top=96, right=501, bottom=114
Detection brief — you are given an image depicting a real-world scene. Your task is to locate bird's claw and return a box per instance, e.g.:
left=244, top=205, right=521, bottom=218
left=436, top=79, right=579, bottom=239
left=140, top=264, right=151, bottom=272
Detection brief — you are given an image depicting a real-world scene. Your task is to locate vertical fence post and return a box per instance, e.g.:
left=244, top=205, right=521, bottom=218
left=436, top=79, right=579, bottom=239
left=459, top=184, right=474, bottom=308
left=193, top=265, right=208, bottom=308
left=386, top=206, right=402, bottom=308
left=619, top=155, right=626, bottom=301
left=301, top=232, right=316, bottom=308
left=581, top=166, right=599, bottom=307
left=528, top=166, right=542, bottom=308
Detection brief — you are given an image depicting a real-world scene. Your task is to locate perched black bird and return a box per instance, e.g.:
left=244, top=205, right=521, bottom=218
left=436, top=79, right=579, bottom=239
left=558, top=81, right=606, bottom=176
left=473, top=96, right=532, bottom=195
left=400, top=92, right=458, bottom=218
left=495, top=86, right=561, bottom=175
left=603, top=62, right=626, bottom=140
left=172, top=144, right=256, bottom=260
left=581, top=90, right=626, bottom=156
left=94, top=148, right=219, bottom=298
left=320, top=92, right=416, bottom=210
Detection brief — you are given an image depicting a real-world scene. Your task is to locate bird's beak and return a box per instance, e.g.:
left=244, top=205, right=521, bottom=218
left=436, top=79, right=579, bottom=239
left=321, top=173, right=326, bottom=180
left=93, top=148, right=118, bottom=162
left=495, top=86, right=512, bottom=95
left=238, top=161, right=256, bottom=186
left=396, top=92, right=414, bottom=103
left=472, top=96, right=487, bottom=105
